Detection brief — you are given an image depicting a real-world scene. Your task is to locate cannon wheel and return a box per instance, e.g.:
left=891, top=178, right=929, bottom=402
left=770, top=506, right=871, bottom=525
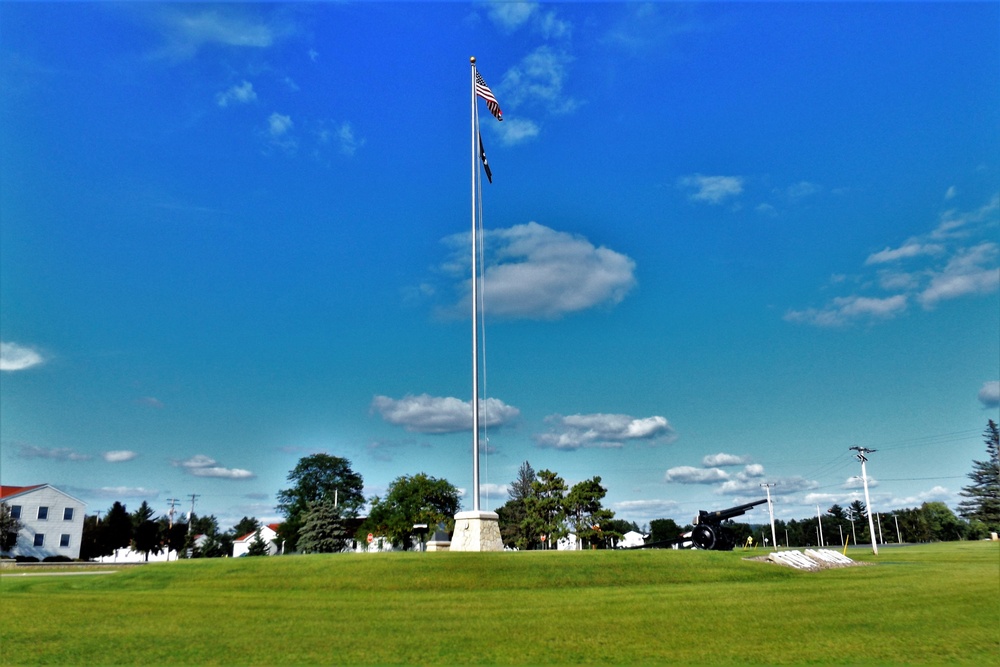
left=691, top=524, right=716, bottom=550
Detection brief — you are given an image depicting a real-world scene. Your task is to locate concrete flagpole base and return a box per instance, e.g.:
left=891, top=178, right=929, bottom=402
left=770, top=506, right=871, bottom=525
left=449, top=511, right=504, bottom=552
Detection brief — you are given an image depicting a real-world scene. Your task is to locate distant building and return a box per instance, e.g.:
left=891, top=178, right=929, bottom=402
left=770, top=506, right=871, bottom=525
left=619, top=531, right=646, bottom=549
left=1, top=484, right=86, bottom=560
left=232, top=523, right=282, bottom=557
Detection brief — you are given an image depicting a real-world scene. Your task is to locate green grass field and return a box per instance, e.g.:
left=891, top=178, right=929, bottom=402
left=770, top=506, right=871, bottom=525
left=2, top=542, right=997, bottom=665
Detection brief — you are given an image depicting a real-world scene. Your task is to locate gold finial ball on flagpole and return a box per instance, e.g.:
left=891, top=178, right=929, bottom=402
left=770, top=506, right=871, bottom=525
left=470, top=56, right=476, bottom=64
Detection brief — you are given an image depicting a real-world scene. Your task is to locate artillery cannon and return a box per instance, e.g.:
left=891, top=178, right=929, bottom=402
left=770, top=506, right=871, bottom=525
left=689, top=499, right=767, bottom=550
left=629, top=499, right=768, bottom=551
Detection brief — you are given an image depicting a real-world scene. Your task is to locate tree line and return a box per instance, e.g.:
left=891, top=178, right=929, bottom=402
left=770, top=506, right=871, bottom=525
left=6, top=420, right=993, bottom=558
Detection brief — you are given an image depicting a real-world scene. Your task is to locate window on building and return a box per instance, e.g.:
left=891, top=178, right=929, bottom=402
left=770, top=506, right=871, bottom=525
left=63, top=507, right=74, bottom=521
left=33, top=533, right=45, bottom=547
left=37, top=506, right=49, bottom=520
left=10, top=505, right=21, bottom=519
left=60, top=534, right=71, bottom=547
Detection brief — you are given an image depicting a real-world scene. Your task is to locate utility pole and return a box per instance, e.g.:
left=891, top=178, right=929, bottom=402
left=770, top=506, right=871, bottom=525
left=893, top=513, right=903, bottom=544
left=816, top=505, right=825, bottom=547
left=850, top=446, right=878, bottom=555
left=166, top=498, right=180, bottom=528
left=187, top=494, right=200, bottom=534
left=761, top=483, right=778, bottom=551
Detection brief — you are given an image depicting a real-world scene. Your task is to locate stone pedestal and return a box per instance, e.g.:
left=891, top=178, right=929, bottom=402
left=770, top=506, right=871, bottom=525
left=449, top=510, right=503, bottom=552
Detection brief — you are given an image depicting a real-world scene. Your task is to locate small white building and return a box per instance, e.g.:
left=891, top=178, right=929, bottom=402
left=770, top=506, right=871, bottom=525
left=619, top=531, right=647, bottom=549
left=232, top=523, right=282, bottom=557
left=1, top=484, right=86, bottom=560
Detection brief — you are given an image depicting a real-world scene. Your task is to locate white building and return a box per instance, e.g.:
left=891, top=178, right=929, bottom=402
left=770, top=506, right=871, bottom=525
left=232, top=523, right=282, bottom=557
left=1, top=484, right=86, bottom=560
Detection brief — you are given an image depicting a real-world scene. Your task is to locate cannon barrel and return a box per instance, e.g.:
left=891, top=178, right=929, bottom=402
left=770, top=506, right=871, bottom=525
left=696, top=498, right=767, bottom=525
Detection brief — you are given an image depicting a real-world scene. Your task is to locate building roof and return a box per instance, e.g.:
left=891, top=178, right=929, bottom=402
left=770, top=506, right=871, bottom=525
left=0, top=484, right=86, bottom=506
left=235, top=523, right=282, bottom=543
left=0, top=484, right=46, bottom=500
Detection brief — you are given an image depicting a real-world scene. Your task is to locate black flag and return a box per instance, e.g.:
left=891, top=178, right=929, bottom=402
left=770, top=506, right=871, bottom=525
left=479, top=132, right=492, bottom=184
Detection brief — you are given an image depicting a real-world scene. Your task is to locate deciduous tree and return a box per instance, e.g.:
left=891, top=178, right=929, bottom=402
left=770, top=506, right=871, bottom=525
left=277, top=454, right=364, bottom=552
left=361, top=473, right=459, bottom=550
left=564, top=476, right=615, bottom=548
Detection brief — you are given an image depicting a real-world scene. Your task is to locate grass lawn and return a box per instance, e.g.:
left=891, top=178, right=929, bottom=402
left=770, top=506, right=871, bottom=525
left=1, top=542, right=997, bottom=665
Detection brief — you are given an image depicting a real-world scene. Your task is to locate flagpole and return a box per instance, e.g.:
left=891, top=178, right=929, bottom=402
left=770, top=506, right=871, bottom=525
left=470, top=56, right=481, bottom=513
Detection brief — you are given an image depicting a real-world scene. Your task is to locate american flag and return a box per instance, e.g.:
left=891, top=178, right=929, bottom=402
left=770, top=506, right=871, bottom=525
left=475, top=71, right=503, bottom=122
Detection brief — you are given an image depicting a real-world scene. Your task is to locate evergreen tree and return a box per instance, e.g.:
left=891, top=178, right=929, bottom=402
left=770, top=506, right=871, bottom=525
left=246, top=529, right=272, bottom=556
left=104, top=502, right=133, bottom=552
left=131, top=501, right=161, bottom=561
left=524, top=469, right=567, bottom=548
left=1, top=502, right=22, bottom=553
left=497, top=461, right=536, bottom=550
left=958, top=419, right=1000, bottom=531
left=298, top=498, right=350, bottom=553
left=564, top=476, right=615, bottom=548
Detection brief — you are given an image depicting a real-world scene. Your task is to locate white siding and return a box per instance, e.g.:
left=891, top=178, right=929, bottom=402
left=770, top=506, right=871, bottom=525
left=4, top=485, right=86, bottom=560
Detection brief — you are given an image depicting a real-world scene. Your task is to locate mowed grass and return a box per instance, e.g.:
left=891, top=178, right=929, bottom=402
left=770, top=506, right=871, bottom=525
left=2, top=542, right=997, bottom=665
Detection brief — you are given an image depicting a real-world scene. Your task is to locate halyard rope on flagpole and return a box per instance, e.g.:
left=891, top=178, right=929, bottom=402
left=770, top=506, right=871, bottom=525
left=470, top=56, right=481, bottom=513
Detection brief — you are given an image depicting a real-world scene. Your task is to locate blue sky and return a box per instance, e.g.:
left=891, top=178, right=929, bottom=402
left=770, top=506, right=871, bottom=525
left=2, top=2, right=998, bottom=532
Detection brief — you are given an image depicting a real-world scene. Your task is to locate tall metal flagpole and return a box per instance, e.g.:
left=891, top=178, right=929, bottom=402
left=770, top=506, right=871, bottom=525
left=470, top=56, right=481, bottom=513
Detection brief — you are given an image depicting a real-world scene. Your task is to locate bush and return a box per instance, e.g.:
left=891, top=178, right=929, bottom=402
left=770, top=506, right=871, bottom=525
left=42, top=555, right=72, bottom=563
left=14, top=556, right=39, bottom=563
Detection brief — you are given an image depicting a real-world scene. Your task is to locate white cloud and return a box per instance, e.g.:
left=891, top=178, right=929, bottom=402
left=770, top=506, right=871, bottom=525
left=918, top=242, right=999, bottom=307
left=536, top=413, right=673, bottom=450
left=978, top=381, right=1000, bottom=408
left=487, top=2, right=537, bottom=31
left=865, top=242, right=944, bottom=265
left=500, top=46, right=577, bottom=114
left=702, top=452, right=749, bottom=467
left=442, top=222, right=636, bottom=320
left=679, top=174, right=744, bottom=204
left=1, top=341, right=44, bottom=371
left=723, top=475, right=816, bottom=496
left=150, top=6, right=287, bottom=61
left=215, top=80, right=257, bottom=107
left=612, top=498, right=681, bottom=523
left=18, top=445, right=90, bottom=462
left=945, top=186, right=957, bottom=200
left=843, top=476, right=878, bottom=490
left=90, top=486, right=159, bottom=499
left=268, top=112, right=292, bottom=137
left=788, top=195, right=999, bottom=328
left=103, top=450, right=138, bottom=463
left=496, top=117, right=540, bottom=146
left=371, top=394, right=519, bottom=434
left=175, top=454, right=255, bottom=479
left=664, top=466, right=728, bottom=484
left=784, top=294, right=908, bottom=328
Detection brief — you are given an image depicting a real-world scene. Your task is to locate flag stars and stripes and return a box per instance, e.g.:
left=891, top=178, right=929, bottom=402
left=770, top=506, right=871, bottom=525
left=475, top=71, right=503, bottom=122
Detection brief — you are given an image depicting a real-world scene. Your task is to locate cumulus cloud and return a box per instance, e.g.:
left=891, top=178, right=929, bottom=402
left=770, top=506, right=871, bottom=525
left=612, top=498, right=681, bottom=523
left=979, top=381, right=1000, bottom=408
left=487, top=2, right=537, bottom=31
left=371, top=394, right=519, bottom=434
left=702, top=452, right=749, bottom=467
left=1, top=341, right=44, bottom=371
left=103, top=450, right=138, bottom=463
left=175, top=454, right=255, bottom=479
left=268, top=112, right=292, bottom=136
left=18, top=445, right=90, bottom=462
left=536, top=413, right=673, bottom=450
left=441, top=222, right=636, bottom=320
left=216, top=80, right=257, bottom=107
left=664, top=466, right=728, bottom=484
left=679, top=174, right=744, bottom=204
